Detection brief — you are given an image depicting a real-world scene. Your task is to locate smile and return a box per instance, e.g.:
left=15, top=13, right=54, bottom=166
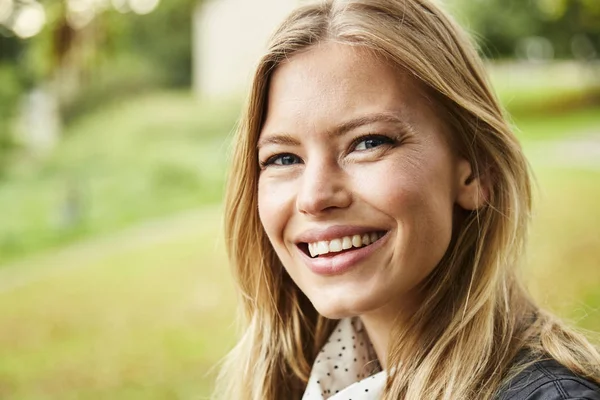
left=304, top=232, right=386, bottom=258
left=295, top=228, right=391, bottom=276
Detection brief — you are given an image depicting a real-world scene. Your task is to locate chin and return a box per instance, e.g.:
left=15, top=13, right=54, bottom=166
left=313, top=306, right=350, bottom=320
left=309, top=292, right=374, bottom=320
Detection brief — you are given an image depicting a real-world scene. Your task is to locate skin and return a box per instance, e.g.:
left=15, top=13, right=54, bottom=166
left=256, top=42, right=481, bottom=368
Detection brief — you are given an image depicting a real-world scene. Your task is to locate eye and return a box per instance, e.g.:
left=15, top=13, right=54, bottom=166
left=353, top=135, right=395, bottom=151
left=261, top=153, right=302, bottom=168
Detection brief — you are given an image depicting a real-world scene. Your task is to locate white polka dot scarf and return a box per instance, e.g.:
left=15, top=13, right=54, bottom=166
left=302, top=317, right=387, bottom=399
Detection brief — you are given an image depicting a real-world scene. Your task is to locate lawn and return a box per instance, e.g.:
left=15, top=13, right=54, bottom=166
left=526, top=168, right=600, bottom=329
left=0, top=207, right=236, bottom=399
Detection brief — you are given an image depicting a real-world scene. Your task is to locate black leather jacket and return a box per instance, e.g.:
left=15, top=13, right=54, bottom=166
left=497, top=359, right=600, bottom=400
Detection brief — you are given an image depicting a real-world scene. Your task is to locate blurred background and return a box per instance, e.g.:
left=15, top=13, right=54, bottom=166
left=0, top=0, right=599, bottom=398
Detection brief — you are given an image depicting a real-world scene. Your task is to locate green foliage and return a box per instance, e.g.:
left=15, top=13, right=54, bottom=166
left=0, top=64, right=22, bottom=178
left=57, top=0, right=200, bottom=123
left=125, top=0, right=197, bottom=87
left=60, top=54, right=168, bottom=124
left=1, top=0, right=200, bottom=125
left=449, top=0, right=600, bottom=58
left=0, top=90, right=240, bottom=263
left=54, top=0, right=199, bottom=122
left=0, top=33, right=22, bottom=62
left=94, top=0, right=197, bottom=88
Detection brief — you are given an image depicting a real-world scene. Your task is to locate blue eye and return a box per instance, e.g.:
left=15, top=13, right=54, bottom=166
left=354, top=135, right=394, bottom=151
left=262, top=153, right=302, bottom=167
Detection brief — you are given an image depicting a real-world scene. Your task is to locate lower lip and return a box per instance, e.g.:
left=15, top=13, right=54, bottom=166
left=298, top=232, right=390, bottom=276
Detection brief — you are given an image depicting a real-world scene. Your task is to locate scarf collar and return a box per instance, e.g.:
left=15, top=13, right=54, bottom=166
left=302, top=317, right=386, bottom=399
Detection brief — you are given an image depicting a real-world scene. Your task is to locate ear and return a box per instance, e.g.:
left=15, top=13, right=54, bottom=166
left=456, top=159, right=489, bottom=211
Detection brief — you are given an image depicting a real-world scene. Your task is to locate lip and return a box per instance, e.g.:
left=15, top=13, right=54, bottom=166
left=295, top=225, right=386, bottom=244
left=296, top=230, right=390, bottom=276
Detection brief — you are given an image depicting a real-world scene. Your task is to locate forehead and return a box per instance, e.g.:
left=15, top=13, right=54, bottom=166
left=260, top=42, right=430, bottom=138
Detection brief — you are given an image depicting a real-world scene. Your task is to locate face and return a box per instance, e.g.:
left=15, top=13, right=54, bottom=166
left=257, top=42, right=473, bottom=320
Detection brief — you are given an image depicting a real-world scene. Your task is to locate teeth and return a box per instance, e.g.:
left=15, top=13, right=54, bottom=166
left=317, top=241, right=329, bottom=255
left=361, top=234, right=370, bottom=246
left=306, top=232, right=384, bottom=258
left=308, top=243, right=317, bottom=257
left=329, top=238, right=342, bottom=252
left=342, top=237, right=352, bottom=250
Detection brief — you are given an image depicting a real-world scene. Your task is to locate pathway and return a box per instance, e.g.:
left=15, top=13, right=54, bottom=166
left=524, top=132, right=600, bottom=170
left=0, top=206, right=223, bottom=294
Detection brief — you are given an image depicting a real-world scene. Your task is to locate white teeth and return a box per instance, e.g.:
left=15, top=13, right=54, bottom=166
left=342, top=237, right=352, bottom=250
left=305, top=232, right=385, bottom=258
left=308, top=243, right=317, bottom=258
left=317, top=241, right=329, bottom=255
left=329, top=238, right=342, bottom=252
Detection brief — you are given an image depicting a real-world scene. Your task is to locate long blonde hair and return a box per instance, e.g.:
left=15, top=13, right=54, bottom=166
left=216, top=1, right=600, bottom=399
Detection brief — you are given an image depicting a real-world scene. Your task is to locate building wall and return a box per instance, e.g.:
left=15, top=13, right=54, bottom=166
left=193, top=0, right=304, bottom=98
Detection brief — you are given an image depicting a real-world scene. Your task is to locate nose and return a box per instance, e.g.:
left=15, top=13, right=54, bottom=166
left=296, top=160, right=352, bottom=216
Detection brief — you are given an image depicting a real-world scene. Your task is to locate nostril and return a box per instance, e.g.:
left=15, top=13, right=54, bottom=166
left=296, top=173, right=353, bottom=216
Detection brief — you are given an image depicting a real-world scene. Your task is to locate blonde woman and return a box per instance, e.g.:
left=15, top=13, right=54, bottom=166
left=216, top=0, right=600, bottom=399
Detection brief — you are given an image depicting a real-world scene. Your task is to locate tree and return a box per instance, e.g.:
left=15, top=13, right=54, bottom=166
left=0, top=0, right=200, bottom=177
left=448, top=0, right=600, bottom=59
left=0, top=35, right=26, bottom=177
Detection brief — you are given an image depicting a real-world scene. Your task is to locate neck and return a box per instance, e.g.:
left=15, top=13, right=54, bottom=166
left=359, top=312, right=394, bottom=369
left=359, top=296, right=420, bottom=370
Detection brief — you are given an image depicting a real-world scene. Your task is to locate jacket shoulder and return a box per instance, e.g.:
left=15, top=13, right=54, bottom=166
left=497, top=359, right=600, bottom=400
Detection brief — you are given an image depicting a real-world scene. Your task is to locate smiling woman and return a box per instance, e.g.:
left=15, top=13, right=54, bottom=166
left=215, top=1, right=600, bottom=400
left=257, top=44, right=479, bottom=327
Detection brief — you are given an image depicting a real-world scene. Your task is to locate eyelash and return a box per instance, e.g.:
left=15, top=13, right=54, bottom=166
left=350, top=134, right=396, bottom=152
left=259, top=133, right=397, bottom=169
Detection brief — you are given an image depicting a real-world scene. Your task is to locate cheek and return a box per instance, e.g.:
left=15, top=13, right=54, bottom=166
left=257, top=181, right=275, bottom=237
left=257, top=178, right=293, bottom=245
left=354, top=159, right=426, bottom=214
left=397, top=172, right=455, bottom=266
left=356, top=157, right=455, bottom=255
left=258, top=178, right=301, bottom=281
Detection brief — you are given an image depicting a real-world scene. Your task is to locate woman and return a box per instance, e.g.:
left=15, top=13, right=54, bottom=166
left=215, top=0, right=600, bottom=399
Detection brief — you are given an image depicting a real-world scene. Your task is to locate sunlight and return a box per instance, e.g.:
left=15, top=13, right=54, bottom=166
left=11, top=1, right=45, bottom=39
left=129, top=0, right=159, bottom=15
left=0, top=0, right=13, bottom=25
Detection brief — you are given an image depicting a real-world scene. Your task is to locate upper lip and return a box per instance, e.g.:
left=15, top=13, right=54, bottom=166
left=294, top=225, right=388, bottom=244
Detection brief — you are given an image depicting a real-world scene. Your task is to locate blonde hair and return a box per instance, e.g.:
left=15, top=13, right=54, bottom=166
left=216, top=0, right=600, bottom=399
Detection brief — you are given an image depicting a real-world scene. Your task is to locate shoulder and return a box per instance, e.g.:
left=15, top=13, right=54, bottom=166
left=497, top=358, right=600, bottom=400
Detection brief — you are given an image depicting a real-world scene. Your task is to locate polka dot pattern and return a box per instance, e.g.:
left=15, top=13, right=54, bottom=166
left=302, top=318, right=386, bottom=400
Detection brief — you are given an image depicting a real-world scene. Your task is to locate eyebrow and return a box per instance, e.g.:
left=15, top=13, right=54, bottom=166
left=256, top=112, right=413, bottom=150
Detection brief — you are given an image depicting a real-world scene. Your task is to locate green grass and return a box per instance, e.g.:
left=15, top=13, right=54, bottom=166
left=0, top=91, right=240, bottom=263
left=526, top=168, right=600, bottom=329
left=490, top=62, right=600, bottom=119
left=0, top=207, right=236, bottom=399
left=513, top=107, right=600, bottom=143
left=489, top=62, right=600, bottom=141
